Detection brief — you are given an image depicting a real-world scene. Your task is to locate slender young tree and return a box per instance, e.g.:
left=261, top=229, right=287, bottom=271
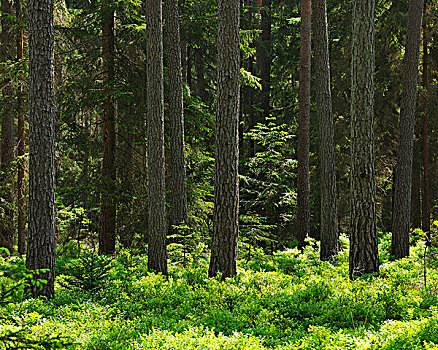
left=349, top=0, right=379, bottom=279
left=163, top=0, right=189, bottom=239
left=391, top=0, right=424, bottom=259
left=0, top=0, right=14, bottom=252
left=422, top=0, right=431, bottom=239
left=313, top=0, right=338, bottom=260
left=26, top=0, right=56, bottom=298
left=17, top=0, right=25, bottom=256
left=146, top=0, right=168, bottom=275
left=99, top=0, right=116, bottom=255
left=208, top=0, right=240, bottom=280
left=297, top=0, right=311, bottom=248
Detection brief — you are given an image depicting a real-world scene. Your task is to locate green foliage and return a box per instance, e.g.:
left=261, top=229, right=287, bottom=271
left=57, top=253, right=113, bottom=293
left=1, top=238, right=438, bottom=349
left=240, top=118, right=297, bottom=247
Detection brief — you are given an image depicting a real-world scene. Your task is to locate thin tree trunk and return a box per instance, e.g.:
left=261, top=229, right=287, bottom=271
left=26, top=0, right=56, bottom=299
left=391, top=0, right=424, bottom=259
left=0, top=0, right=14, bottom=253
left=164, top=0, right=189, bottom=240
left=297, top=0, right=311, bottom=248
left=209, top=0, right=240, bottom=280
left=17, top=0, right=26, bottom=256
left=259, top=0, right=271, bottom=120
left=349, top=0, right=379, bottom=279
left=99, top=0, right=116, bottom=255
left=313, top=0, right=338, bottom=260
left=194, top=48, right=208, bottom=101
left=422, top=0, right=430, bottom=239
left=146, top=0, right=168, bottom=275
left=411, top=136, right=422, bottom=229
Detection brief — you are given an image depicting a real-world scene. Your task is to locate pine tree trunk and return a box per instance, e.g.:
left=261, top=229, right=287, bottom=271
left=99, top=0, right=116, bottom=255
left=313, top=0, right=338, bottom=260
left=297, top=0, right=311, bottom=248
left=391, top=0, right=424, bottom=259
left=164, top=0, right=189, bottom=240
left=17, top=0, right=26, bottom=256
left=26, top=0, right=56, bottom=299
left=0, top=0, right=14, bottom=253
left=259, top=0, right=271, bottom=120
left=146, top=0, right=168, bottom=275
left=411, top=137, right=422, bottom=229
left=349, top=0, right=379, bottom=279
left=422, top=0, right=430, bottom=238
left=209, top=0, right=240, bottom=281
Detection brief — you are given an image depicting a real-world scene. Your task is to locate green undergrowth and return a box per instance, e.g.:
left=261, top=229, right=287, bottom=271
left=1, top=235, right=438, bottom=349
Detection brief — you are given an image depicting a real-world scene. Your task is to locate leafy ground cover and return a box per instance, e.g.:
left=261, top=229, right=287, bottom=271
left=1, top=235, right=438, bottom=349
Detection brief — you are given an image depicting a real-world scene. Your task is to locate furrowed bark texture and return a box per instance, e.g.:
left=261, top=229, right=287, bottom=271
left=0, top=0, right=14, bottom=252
left=146, top=0, right=168, bottom=275
left=349, top=0, right=379, bottom=279
left=422, top=0, right=430, bottom=238
left=297, top=0, right=311, bottom=248
left=391, top=0, right=424, bottom=259
left=163, top=0, right=189, bottom=238
left=26, top=0, right=56, bottom=299
left=17, top=0, right=26, bottom=256
left=208, top=0, right=240, bottom=281
left=313, top=0, right=338, bottom=260
left=99, top=0, right=116, bottom=255
left=258, top=0, right=271, bottom=120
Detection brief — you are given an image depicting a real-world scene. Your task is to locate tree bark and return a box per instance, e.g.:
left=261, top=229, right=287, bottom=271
left=17, top=0, right=26, bottom=256
left=349, top=0, right=379, bottom=279
left=209, top=0, right=240, bottom=281
left=0, top=0, right=14, bottom=253
left=297, top=0, right=311, bottom=248
left=26, top=0, right=56, bottom=299
left=391, top=0, right=424, bottom=259
left=164, top=0, right=189, bottom=240
left=99, top=0, right=116, bottom=255
left=146, top=0, right=168, bottom=275
left=422, top=0, right=430, bottom=239
left=313, top=0, right=338, bottom=260
left=258, top=0, right=271, bottom=120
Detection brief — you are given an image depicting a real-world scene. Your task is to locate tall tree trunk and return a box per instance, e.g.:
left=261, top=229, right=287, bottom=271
left=26, top=0, right=56, bottom=299
left=17, top=0, right=26, bottom=256
left=313, top=0, right=338, bottom=260
left=99, top=0, right=116, bottom=255
left=0, top=0, right=14, bottom=253
left=391, top=0, right=424, bottom=259
left=349, top=0, right=379, bottom=279
left=411, top=136, right=422, bottom=229
left=258, top=0, right=271, bottom=120
left=194, top=48, right=208, bottom=101
left=146, top=0, right=168, bottom=275
left=422, top=0, right=430, bottom=239
left=208, top=0, right=240, bottom=281
left=297, top=0, right=311, bottom=248
left=164, top=0, right=189, bottom=240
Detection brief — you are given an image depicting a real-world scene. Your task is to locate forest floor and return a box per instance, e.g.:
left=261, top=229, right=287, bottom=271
left=1, top=233, right=438, bottom=349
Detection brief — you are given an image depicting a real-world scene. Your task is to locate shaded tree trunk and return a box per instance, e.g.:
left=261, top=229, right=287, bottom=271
left=17, top=0, right=26, bottom=256
left=391, top=0, right=424, bottom=259
left=99, top=0, right=116, bottom=255
left=258, top=0, right=271, bottom=120
left=313, top=0, right=338, bottom=260
left=164, top=0, right=189, bottom=240
left=146, top=0, right=168, bottom=275
left=422, top=0, right=430, bottom=239
left=26, top=0, right=56, bottom=299
left=208, top=0, right=240, bottom=281
left=349, top=0, right=379, bottom=279
left=411, top=136, right=422, bottom=229
left=194, top=48, right=208, bottom=101
left=0, top=0, right=14, bottom=252
left=297, top=0, right=311, bottom=248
